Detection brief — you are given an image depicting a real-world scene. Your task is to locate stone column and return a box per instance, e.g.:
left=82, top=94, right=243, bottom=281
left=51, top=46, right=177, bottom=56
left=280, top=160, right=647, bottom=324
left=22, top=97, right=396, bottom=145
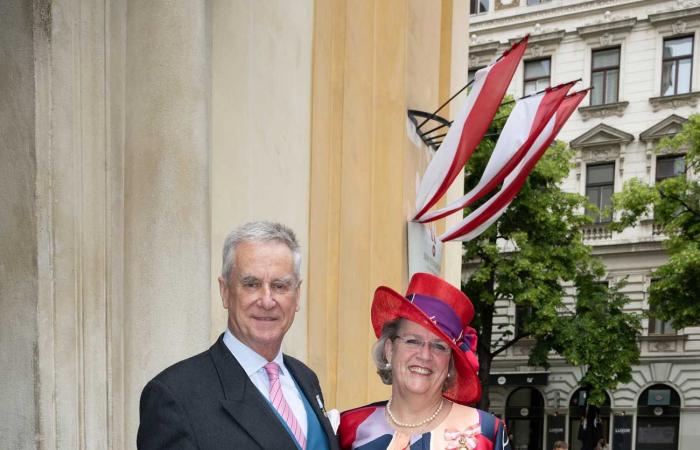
left=0, top=1, right=38, bottom=448
left=1, top=0, right=212, bottom=447
left=123, top=0, right=211, bottom=445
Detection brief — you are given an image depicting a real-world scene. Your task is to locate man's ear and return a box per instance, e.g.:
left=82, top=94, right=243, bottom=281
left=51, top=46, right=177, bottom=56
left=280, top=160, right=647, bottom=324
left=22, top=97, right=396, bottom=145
left=218, top=276, right=229, bottom=308
left=295, top=279, right=303, bottom=312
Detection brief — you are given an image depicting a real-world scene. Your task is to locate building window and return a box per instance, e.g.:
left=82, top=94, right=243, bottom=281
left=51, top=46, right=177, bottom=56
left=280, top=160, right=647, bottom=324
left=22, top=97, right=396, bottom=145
left=656, top=154, right=686, bottom=181
left=585, top=163, right=615, bottom=223
left=506, top=388, right=545, bottom=450
left=569, top=388, right=611, bottom=450
left=515, top=305, right=533, bottom=338
left=527, top=0, right=552, bottom=5
left=524, top=58, right=551, bottom=95
left=591, top=47, right=620, bottom=105
left=648, top=281, right=676, bottom=335
left=649, top=313, right=676, bottom=335
left=636, top=384, right=680, bottom=450
left=470, top=0, right=488, bottom=15
left=661, top=35, right=694, bottom=96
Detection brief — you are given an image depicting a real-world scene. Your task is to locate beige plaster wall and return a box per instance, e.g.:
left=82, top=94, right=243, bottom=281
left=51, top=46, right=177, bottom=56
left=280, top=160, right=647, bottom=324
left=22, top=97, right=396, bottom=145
left=0, top=1, right=37, bottom=447
left=443, top=0, right=469, bottom=287
left=123, top=0, right=211, bottom=444
left=307, top=0, right=468, bottom=411
left=211, top=0, right=314, bottom=360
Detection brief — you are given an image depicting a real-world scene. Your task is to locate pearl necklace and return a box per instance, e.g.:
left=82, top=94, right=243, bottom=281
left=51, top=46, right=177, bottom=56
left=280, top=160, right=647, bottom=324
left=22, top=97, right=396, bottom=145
left=385, top=397, right=444, bottom=428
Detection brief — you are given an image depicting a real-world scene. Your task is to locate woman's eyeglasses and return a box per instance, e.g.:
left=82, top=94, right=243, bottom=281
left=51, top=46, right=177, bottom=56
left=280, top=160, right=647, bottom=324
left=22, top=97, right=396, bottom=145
left=393, top=335, right=451, bottom=355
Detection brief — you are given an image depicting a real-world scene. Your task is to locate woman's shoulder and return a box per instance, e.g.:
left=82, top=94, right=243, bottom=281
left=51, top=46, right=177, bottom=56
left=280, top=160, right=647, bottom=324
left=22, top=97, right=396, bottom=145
left=476, top=409, right=506, bottom=441
left=339, top=401, right=388, bottom=432
left=338, top=401, right=390, bottom=450
left=340, top=401, right=387, bottom=421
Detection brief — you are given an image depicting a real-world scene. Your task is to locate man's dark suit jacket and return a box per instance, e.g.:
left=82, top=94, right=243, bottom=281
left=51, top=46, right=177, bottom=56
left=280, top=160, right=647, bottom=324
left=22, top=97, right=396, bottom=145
left=138, top=334, right=340, bottom=450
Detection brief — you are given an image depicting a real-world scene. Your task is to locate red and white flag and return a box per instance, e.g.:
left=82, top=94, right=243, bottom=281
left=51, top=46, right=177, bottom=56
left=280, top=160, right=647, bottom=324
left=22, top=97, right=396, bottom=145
left=413, top=36, right=528, bottom=221
left=419, top=82, right=574, bottom=224
left=439, top=89, right=589, bottom=242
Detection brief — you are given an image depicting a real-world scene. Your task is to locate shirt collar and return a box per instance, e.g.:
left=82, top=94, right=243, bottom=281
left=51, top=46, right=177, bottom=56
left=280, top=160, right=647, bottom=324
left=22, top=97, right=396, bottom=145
left=223, top=328, right=286, bottom=376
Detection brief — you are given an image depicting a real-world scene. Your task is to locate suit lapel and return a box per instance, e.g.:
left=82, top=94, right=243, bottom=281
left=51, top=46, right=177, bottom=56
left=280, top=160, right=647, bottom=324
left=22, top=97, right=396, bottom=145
left=284, top=355, right=340, bottom=450
left=209, top=336, right=298, bottom=450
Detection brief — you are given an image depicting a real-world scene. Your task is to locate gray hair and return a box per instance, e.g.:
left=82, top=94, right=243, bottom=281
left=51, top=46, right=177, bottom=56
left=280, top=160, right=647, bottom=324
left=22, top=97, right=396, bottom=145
left=221, top=221, right=301, bottom=282
left=372, top=318, right=457, bottom=391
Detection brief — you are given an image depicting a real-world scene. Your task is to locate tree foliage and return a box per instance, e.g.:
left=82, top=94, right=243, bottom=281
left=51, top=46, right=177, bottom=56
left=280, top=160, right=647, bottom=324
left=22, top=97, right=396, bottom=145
left=611, top=114, right=700, bottom=329
left=463, top=100, right=641, bottom=409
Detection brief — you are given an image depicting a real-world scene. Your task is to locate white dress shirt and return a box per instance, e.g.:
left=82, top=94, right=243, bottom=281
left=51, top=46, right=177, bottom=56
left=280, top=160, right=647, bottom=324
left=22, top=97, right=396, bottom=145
left=223, top=329, right=308, bottom=434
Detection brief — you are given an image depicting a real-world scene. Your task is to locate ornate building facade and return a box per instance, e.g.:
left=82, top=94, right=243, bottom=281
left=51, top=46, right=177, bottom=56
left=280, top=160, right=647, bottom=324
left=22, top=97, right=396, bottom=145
left=468, top=1, right=700, bottom=449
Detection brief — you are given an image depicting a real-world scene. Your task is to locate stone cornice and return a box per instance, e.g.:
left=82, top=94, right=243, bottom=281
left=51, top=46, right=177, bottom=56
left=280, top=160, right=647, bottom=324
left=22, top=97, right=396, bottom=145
left=469, top=40, right=500, bottom=55
left=470, top=0, right=662, bottom=33
left=649, top=91, right=700, bottom=112
left=577, top=17, right=637, bottom=38
left=468, top=40, right=501, bottom=68
left=508, top=29, right=566, bottom=46
left=648, top=6, right=700, bottom=26
left=504, top=30, right=566, bottom=59
left=578, top=101, right=629, bottom=121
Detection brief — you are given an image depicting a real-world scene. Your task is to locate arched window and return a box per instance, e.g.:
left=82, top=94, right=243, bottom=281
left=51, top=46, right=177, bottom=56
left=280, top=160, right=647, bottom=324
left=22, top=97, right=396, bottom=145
left=636, top=384, right=680, bottom=450
left=506, top=387, right=545, bottom=450
left=568, top=388, right=611, bottom=450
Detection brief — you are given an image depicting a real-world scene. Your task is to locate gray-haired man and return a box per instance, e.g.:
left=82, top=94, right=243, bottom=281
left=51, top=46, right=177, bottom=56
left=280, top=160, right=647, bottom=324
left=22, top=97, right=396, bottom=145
left=138, top=221, right=338, bottom=450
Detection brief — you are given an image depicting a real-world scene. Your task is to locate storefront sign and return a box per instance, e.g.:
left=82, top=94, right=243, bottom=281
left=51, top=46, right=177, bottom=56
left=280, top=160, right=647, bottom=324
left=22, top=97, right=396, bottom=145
left=489, top=372, right=549, bottom=386
left=546, top=414, right=566, bottom=450
left=407, top=221, right=442, bottom=276
left=612, top=415, right=632, bottom=450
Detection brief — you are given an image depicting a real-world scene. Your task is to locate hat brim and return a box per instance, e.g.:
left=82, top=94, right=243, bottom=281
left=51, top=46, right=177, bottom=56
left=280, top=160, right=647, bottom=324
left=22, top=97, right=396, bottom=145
left=371, top=286, right=482, bottom=405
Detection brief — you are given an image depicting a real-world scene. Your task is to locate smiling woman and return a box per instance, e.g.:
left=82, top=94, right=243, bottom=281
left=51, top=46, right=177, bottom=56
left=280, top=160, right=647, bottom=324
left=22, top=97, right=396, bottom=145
left=338, top=273, right=511, bottom=450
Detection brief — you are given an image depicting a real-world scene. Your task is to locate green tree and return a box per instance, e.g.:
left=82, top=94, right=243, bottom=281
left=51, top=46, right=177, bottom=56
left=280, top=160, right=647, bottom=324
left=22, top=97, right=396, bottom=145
left=611, top=114, right=700, bottom=329
left=463, top=102, right=641, bottom=410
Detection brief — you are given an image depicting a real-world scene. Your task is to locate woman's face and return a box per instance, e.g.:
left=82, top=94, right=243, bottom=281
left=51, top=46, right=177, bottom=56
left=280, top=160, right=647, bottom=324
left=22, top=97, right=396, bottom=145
left=385, top=319, right=452, bottom=400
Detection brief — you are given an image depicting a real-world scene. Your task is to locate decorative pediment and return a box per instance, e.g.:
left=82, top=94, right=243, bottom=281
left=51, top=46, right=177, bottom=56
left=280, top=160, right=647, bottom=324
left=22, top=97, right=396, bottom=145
left=640, top=115, right=687, bottom=142
left=570, top=123, right=634, bottom=149
left=577, top=17, right=637, bottom=47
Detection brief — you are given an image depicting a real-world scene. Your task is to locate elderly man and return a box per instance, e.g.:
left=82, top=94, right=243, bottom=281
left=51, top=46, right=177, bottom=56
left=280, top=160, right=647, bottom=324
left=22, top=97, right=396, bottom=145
left=138, top=221, right=338, bottom=450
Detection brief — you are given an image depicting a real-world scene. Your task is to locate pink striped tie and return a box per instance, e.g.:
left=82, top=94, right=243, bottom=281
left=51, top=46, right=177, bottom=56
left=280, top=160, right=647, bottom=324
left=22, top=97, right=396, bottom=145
left=264, top=362, right=307, bottom=450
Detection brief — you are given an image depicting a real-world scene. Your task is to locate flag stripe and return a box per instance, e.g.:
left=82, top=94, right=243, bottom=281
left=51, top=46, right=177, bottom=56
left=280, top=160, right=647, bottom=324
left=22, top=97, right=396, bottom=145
left=420, top=82, right=574, bottom=224
left=440, top=90, right=588, bottom=242
left=413, top=36, right=528, bottom=220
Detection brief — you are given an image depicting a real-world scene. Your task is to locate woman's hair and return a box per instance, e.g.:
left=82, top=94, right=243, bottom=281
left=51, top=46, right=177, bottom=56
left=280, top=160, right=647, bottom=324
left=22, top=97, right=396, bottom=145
left=371, top=318, right=457, bottom=391
left=553, top=441, right=568, bottom=450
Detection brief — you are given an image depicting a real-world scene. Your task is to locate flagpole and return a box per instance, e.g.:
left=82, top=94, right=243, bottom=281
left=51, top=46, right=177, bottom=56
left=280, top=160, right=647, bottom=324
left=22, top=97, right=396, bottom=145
left=416, top=81, right=473, bottom=131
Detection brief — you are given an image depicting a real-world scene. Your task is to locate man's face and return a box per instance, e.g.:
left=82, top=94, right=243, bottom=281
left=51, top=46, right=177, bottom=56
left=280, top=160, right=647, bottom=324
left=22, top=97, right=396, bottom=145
left=218, top=241, right=300, bottom=360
